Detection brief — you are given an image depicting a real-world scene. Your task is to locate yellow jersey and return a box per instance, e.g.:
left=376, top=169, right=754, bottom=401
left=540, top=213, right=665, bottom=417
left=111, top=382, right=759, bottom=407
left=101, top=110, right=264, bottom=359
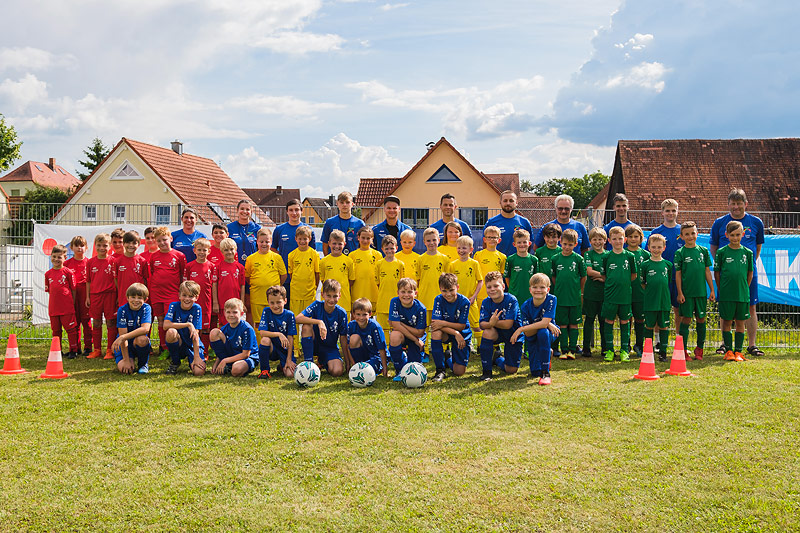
left=449, top=258, right=482, bottom=302
left=416, top=251, right=451, bottom=308
left=287, top=247, right=319, bottom=301
left=396, top=250, right=421, bottom=281
left=349, top=247, right=382, bottom=303
left=439, top=244, right=460, bottom=262
left=474, top=248, right=507, bottom=301
left=374, top=258, right=406, bottom=313
left=245, top=251, right=287, bottom=305
left=320, top=253, right=355, bottom=314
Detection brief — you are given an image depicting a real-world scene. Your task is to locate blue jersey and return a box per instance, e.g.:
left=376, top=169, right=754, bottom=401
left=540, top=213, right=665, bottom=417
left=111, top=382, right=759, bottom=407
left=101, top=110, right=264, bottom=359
left=484, top=213, right=533, bottom=257
left=258, top=308, right=297, bottom=336
left=347, top=318, right=386, bottom=357
left=519, top=293, right=557, bottom=339
left=373, top=220, right=412, bottom=253
left=165, top=302, right=204, bottom=348
left=603, top=220, right=633, bottom=250
left=171, top=229, right=207, bottom=262
left=321, top=215, right=366, bottom=254
left=646, top=224, right=683, bottom=263
left=479, top=293, right=522, bottom=330
left=116, top=302, right=152, bottom=330
left=431, top=293, right=472, bottom=340
left=710, top=213, right=765, bottom=262
left=301, top=300, right=349, bottom=348
left=534, top=218, right=590, bottom=252
left=388, top=297, right=427, bottom=329
left=227, top=220, right=261, bottom=266
left=220, top=320, right=259, bottom=358
left=431, top=218, right=472, bottom=242
left=272, top=222, right=316, bottom=269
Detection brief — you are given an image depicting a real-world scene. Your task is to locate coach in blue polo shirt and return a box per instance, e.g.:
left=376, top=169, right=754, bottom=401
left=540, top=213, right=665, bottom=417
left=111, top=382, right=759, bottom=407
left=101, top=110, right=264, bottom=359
left=373, top=195, right=411, bottom=252
left=483, top=190, right=533, bottom=257
left=533, top=194, right=590, bottom=253
left=431, top=193, right=472, bottom=241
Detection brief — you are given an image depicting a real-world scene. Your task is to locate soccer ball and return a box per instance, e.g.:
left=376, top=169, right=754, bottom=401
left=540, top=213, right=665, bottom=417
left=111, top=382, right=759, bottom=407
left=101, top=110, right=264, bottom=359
left=294, top=361, right=321, bottom=387
left=348, top=362, right=376, bottom=388
left=400, top=362, right=427, bottom=388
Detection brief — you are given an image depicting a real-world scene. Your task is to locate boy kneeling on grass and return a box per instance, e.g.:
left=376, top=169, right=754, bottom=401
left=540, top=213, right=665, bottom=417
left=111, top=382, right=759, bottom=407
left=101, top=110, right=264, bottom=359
left=258, top=285, right=297, bottom=379
left=347, top=298, right=389, bottom=378
left=209, top=298, right=260, bottom=377
left=511, top=273, right=560, bottom=386
left=430, top=272, right=472, bottom=382
left=478, top=271, right=524, bottom=381
left=111, top=283, right=152, bottom=374
left=164, top=281, right=205, bottom=376
left=295, top=279, right=349, bottom=377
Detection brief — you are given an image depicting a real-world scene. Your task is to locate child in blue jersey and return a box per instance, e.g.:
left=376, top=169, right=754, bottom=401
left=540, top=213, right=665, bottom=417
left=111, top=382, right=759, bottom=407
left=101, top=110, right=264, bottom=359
left=295, top=279, right=349, bottom=377
left=430, top=272, right=472, bottom=382
left=347, top=298, right=388, bottom=377
left=258, top=285, right=297, bottom=379
left=388, top=277, right=427, bottom=380
left=164, top=280, right=206, bottom=376
left=111, top=283, right=152, bottom=374
left=478, top=271, right=524, bottom=381
left=512, top=273, right=560, bottom=386
left=209, top=297, right=259, bottom=377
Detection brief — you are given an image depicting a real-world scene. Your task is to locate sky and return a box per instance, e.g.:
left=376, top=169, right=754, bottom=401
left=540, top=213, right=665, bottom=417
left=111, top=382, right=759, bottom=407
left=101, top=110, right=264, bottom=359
left=1, top=0, right=798, bottom=198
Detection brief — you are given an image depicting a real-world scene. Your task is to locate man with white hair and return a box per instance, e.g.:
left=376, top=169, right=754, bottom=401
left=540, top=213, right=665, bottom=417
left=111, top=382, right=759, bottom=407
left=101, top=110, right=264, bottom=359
left=533, top=194, right=590, bottom=253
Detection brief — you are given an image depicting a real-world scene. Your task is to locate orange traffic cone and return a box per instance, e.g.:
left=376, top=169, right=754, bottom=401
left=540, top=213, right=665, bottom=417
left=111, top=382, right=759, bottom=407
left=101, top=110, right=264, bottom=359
left=664, top=335, right=694, bottom=377
left=0, top=334, right=29, bottom=375
left=39, top=337, right=69, bottom=379
left=633, top=338, right=660, bottom=380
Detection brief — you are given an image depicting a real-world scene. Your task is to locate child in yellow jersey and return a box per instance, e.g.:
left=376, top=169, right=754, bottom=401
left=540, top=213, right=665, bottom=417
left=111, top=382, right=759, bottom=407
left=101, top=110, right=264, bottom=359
left=449, top=235, right=483, bottom=344
left=374, top=235, right=405, bottom=337
left=245, top=227, right=287, bottom=341
left=473, top=225, right=506, bottom=315
left=416, top=227, right=451, bottom=349
left=438, top=221, right=462, bottom=262
left=287, top=225, right=320, bottom=353
left=397, top=228, right=421, bottom=280
left=319, top=230, right=355, bottom=317
left=349, top=226, right=382, bottom=310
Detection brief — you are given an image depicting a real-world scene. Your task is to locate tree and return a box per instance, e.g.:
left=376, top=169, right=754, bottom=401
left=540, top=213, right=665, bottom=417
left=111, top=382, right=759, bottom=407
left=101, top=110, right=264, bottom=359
left=4, top=185, right=70, bottom=245
left=0, top=114, right=23, bottom=172
left=527, top=171, right=610, bottom=210
left=77, top=137, right=110, bottom=180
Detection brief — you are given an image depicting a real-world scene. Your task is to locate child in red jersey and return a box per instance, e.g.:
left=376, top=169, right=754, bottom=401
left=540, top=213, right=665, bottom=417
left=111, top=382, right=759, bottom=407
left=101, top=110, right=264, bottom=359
left=139, top=226, right=159, bottom=264
left=114, top=230, right=149, bottom=308
left=110, top=228, right=125, bottom=258
left=208, top=224, right=229, bottom=267
left=148, top=226, right=187, bottom=354
left=185, top=238, right=216, bottom=349
left=45, top=244, right=80, bottom=359
left=65, top=235, right=91, bottom=356
left=214, top=238, right=246, bottom=322
left=86, top=233, right=118, bottom=359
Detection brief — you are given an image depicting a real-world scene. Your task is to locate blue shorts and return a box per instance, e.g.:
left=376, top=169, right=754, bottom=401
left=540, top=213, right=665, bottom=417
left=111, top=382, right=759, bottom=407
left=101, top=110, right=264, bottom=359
left=314, top=344, right=342, bottom=365
left=224, top=356, right=256, bottom=375
left=443, top=333, right=471, bottom=367
left=169, top=341, right=205, bottom=363
left=267, top=344, right=295, bottom=367
left=495, top=328, right=524, bottom=368
left=354, top=354, right=383, bottom=374
left=113, top=339, right=151, bottom=366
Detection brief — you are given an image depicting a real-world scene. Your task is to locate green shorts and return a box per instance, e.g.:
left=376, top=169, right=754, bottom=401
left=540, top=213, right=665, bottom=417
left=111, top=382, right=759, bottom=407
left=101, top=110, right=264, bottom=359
left=718, top=301, right=750, bottom=321
left=601, top=302, right=632, bottom=321
left=555, top=304, right=582, bottom=326
left=631, top=300, right=644, bottom=321
left=679, top=296, right=707, bottom=319
left=644, top=310, right=670, bottom=329
left=583, top=299, right=602, bottom=319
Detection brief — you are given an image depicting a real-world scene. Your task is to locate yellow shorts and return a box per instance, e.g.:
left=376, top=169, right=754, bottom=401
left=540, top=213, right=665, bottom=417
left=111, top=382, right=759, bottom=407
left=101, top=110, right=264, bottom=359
left=291, top=297, right=315, bottom=351
left=250, top=302, right=266, bottom=342
left=376, top=312, right=390, bottom=335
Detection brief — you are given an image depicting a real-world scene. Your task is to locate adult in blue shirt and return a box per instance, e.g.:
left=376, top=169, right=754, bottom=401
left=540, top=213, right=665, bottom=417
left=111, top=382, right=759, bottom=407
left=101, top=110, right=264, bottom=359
left=645, top=198, right=683, bottom=318
left=602, top=193, right=634, bottom=250
left=483, top=190, right=533, bottom=257
left=533, top=194, right=590, bottom=253
left=372, top=195, right=411, bottom=253
left=227, top=200, right=261, bottom=267
left=709, top=188, right=766, bottom=357
left=321, top=191, right=365, bottom=255
left=272, top=199, right=316, bottom=301
left=171, top=208, right=207, bottom=263
left=430, top=193, right=472, bottom=242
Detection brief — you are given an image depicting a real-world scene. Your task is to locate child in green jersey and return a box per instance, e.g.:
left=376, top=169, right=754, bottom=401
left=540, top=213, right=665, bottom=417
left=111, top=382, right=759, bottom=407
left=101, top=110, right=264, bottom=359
left=625, top=224, right=650, bottom=356
left=601, top=226, right=638, bottom=362
left=675, top=221, right=715, bottom=359
left=534, top=223, right=562, bottom=275
left=550, top=229, right=586, bottom=359
left=714, top=220, right=753, bottom=362
left=640, top=233, right=673, bottom=361
left=583, top=227, right=607, bottom=357
left=504, top=229, right=539, bottom=307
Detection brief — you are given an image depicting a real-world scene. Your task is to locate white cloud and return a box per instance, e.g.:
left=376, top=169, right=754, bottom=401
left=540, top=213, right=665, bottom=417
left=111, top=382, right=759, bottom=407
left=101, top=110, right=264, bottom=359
left=0, top=74, right=49, bottom=114
left=227, top=94, right=344, bottom=117
left=614, top=33, right=654, bottom=50
left=253, top=31, right=345, bottom=54
left=0, top=47, right=77, bottom=73
left=604, top=61, right=669, bottom=92
left=380, top=3, right=409, bottom=11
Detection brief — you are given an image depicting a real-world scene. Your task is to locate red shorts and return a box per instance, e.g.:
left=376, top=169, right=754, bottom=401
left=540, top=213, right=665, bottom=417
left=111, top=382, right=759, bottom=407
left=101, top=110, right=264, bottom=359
left=74, top=285, right=90, bottom=321
left=199, top=303, right=211, bottom=330
left=50, top=313, right=78, bottom=334
left=89, top=291, right=116, bottom=321
left=151, top=302, right=168, bottom=316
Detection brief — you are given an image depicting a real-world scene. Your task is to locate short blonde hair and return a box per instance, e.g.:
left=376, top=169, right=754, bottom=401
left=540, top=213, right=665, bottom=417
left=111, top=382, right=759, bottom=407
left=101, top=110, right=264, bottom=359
left=322, top=279, right=341, bottom=295
left=483, top=225, right=500, bottom=238
left=513, top=229, right=530, bottom=242
left=180, top=280, right=201, bottom=298
left=193, top=238, right=211, bottom=249
left=647, top=233, right=666, bottom=247
left=94, top=233, right=111, bottom=245
left=224, top=298, right=245, bottom=312
left=352, top=298, right=372, bottom=314
left=337, top=191, right=354, bottom=203
left=561, top=229, right=578, bottom=244
left=397, top=277, right=417, bottom=291
left=153, top=227, right=171, bottom=239
left=423, top=227, right=439, bottom=240
left=588, top=227, right=607, bottom=240
left=70, top=235, right=87, bottom=247
left=257, top=227, right=272, bottom=238
left=456, top=235, right=473, bottom=248
left=608, top=226, right=625, bottom=238
left=661, top=198, right=678, bottom=210
left=329, top=229, right=345, bottom=242
left=219, top=238, right=237, bottom=253
left=530, top=272, right=551, bottom=287
left=624, top=224, right=644, bottom=239
left=295, top=225, right=313, bottom=239
left=400, top=229, right=416, bottom=241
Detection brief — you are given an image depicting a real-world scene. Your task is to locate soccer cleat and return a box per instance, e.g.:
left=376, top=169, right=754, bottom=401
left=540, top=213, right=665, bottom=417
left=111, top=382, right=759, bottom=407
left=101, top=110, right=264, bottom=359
left=87, top=349, right=103, bottom=359
left=694, top=347, right=704, bottom=361
left=658, top=353, right=668, bottom=362
left=158, top=348, right=169, bottom=361
left=620, top=351, right=631, bottom=363
left=66, top=351, right=77, bottom=360
left=433, top=370, right=447, bottom=382
left=82, top=348, right=92, bottom=357
left=633, top=345, right=643, bottom=358
left=716, top=344, right=728, bottom=355
left=480, top=371, right=493, bottom=382
left=258, top=370, right=271, bottom=379
left=392, top=374, right=403, bottom=382
left=165, top=364, right=179, bottom=375
left=566, top=352, right=576, bottom=360
left=723, top=350, right=736, bottom=361
left=538, top=372, right=552, bottom=386
left=734, top=352, right=747, bottom=362
left=603, top=350, right=615, bottom=362
left=552, top=350, right=561, bottom=360
left=137, top=364, right=149, bottom=374
left=421, top=353, right=430, bottom=364
left=559, top=351, right=569, bottom=360
left=582, top=348, right=592, bottom=358
left=104, top=349, right=114, bottom=360
left=747, top=346, right=764, bottom=357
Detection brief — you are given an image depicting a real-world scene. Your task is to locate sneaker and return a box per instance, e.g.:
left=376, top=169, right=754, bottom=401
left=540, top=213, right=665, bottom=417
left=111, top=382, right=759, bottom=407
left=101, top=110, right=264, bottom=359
left=137, top=364, right=149, bottom=374
left=538, top=372, right=552, bottom=386
left=66, top=351, right=77, bottom=360
left=553, top=350, right=562, bottom=360
left=258, top=370, right=271, bottom=379
left=716, top=344, right=728, bottom=355
left=392, top=374, right=403, bottom=382
left=658, top=353, right=668, bottom=362
left=165, top=364, right=179, bottom=375
left=104, top=349, right=114, bottom=360
left=734, top=352, right=747, bottom=362
left=158, top=348, right=169, bottom=361
left=694, top=347, right=704, bottom=361
left=582, top=348, right=592, bottom=358
left=620, top=351, right=631, bottom=363
left=82, top=348, right=92, bottom=357
left=421, top=353, right=430, bottom=364
left=87, top=349, right=103, bottom=359
left=603, top=350, right=615, bottom=362
left=633, top=345, right=643, bottom=358
left=566, top=351, right=576, bottom=360
left=654, top=342, right=662, bottom=353
left=558, top=351, right=569, bottom=360
left=747, top=346, right=764, bottom=357
left=433, top=370, right=447, bottom=382
left=723, top=350, right=736, bottom=361
left=480, top=371, right=493, bottom=382
left=492, top=349, right=502, bottom=364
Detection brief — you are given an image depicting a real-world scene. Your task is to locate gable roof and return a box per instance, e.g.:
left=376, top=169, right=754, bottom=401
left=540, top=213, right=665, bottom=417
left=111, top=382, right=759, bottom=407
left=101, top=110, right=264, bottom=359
left=242, top=187, right=301, bottom=206
left=304, top=197, right=331, bottom=209
left=355, top=178, right=403, bottom=208
left=484, top=173, right=520, bottom=196
left=0, top=159, right=80, bottom=192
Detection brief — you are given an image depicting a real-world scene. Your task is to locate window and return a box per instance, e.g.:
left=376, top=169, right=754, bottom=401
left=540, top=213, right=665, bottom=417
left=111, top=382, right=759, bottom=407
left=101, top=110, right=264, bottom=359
left=59, top=168, right=66, bottom=175
left=153, top=204, right=171, bottom=225
left=308, top=216, right=315, bottom=224
left=426, top=164, right=461, bottom=183
left=35, top=164, right=43, bottom=172
left=461, top=207, right=488, bottom=228
left=111, top=161, right=143, bottom=180
left=84, top=205, right=97, bottom=221
left=113, top=205, right=126, bottom=222
left=10, top=189, right=19, bottom=196
left=208, top=202, right=231, bottom=223
left=301, top=216, right=306, bottom=223
left=402, top=208, right=428, bottom=228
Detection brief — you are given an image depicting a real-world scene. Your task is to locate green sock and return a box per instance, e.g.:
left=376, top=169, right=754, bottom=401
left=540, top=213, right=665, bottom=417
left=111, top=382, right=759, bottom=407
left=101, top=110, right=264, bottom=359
left=679, top=322, right=690, bottom=342
left=621, top=322, right=631, bottom=352
left=604, top=322, right=614, bottom=352
left=697, top=321, right=706, bottom=349
left=583, top=320, right=594, bottom=352
left=659, top=329, right=669, bottom=354
left=723, top=330, right=733, bottom=350
left=634, top=321, right=644, bottom=348
left=568, top=327, right=579, bottom=351
left=734, top=332, right=745, bottom=352
left=559, top=327, right=569, bottom=352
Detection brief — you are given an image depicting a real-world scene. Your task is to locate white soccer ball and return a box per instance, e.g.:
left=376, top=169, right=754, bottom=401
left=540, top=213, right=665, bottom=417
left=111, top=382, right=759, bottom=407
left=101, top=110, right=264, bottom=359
left=400, top=362, right=427, bottom=388
left=348, top=362, right=376, bottom=388
left=294, top=361, right=321, bottom=387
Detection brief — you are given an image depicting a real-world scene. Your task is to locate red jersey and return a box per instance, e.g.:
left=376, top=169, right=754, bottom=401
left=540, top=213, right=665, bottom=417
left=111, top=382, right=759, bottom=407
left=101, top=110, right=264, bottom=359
left=64, top=257, right=88, bottom=286
left=139, top=250, right=157, bottom=263
left=216, top=261, right=245, bottom=306
left=86, top=256, right=116, bottom=294
left=208, top=246, right=225, bottom=267
left=184, top=260, right=215, bottom=314
left=45, top=267, right=76, bottom=316
left=149, top=249, right=186, bottom=305
left=114, top=254, right=150, bottom=307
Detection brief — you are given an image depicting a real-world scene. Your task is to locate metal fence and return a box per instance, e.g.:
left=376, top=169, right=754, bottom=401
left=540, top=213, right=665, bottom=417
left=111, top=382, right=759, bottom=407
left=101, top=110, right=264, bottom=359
left=1, top=201, right=798, bottom=349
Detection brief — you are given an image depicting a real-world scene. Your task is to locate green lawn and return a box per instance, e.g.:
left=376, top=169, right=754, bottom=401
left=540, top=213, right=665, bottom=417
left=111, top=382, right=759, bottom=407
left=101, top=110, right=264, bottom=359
left=1, top=345, right=798, bottom=532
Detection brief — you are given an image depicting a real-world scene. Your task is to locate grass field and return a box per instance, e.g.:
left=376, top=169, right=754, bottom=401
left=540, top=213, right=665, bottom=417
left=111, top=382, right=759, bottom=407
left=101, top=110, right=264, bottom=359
left=1, top=343, right=798, bottom=532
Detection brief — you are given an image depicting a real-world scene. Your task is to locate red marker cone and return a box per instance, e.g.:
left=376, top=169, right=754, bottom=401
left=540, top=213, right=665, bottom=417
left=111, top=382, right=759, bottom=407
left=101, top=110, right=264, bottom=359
left=39, top=337, right=69, bottom=379
left=664, top=335, right=694, bottom=377
left=633, top=338, right=660, bottom=380
left=0, top=334, right=29, bottom=375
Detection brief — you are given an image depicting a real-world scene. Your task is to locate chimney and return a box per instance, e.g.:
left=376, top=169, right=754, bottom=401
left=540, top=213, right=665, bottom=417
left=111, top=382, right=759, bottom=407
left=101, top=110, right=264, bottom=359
left=171, top=140, right=183, bottom=155
left=276, top=185, right=283, bottom=195
left=328, top=194, right=335, bottom=206
left=49, top=158, right=56, bottom=170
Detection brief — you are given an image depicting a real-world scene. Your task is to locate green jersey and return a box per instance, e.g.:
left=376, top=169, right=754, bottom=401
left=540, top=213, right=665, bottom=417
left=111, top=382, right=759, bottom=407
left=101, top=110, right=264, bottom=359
left=504, top=253, right=539, bottom=306
left=629, top=248, right=651, bottom=302
left=674, top=245, right=712, bottom=297
left=534, top=246, right=561, bottom=278
left=550, top=251, right=586, bottom=306
left=715, top=245, right=753, bottom=303
left=584, top=248, right=607, bottom=302
left=641, top=258, right=673, bottom=312
left=601, top=249, right=637, bottom=305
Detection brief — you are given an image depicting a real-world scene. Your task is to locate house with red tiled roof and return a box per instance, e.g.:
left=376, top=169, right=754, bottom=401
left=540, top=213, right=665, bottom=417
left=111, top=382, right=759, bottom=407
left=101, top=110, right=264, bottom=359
left=302, top=197, right=335, bottom=226
left=51, top=138, right=272, bottom=226
left=0, top=157, right=80, bottom=200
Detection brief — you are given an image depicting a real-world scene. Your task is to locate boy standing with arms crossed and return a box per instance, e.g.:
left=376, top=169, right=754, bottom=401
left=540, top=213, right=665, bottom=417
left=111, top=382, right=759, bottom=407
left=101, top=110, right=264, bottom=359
left=582, top=227, right=607, bottom=357
left=416, top=227, right=451, bottom=352
left=715, top=221, right=753, bottom=361
left=674, top=221, right=715, bottom=360
left=397, top=229, right=421, bottom=281
left=184, top=238, right=216, bottom=350
left=114, top=230, right=149, bottom=309
left=350, top=227, right=382, bottom=311
left=639, top=234, right=673, bottom=362
left=550, top=229, right=586, bottom=359
left=601, top=226, right=638, bottom=362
